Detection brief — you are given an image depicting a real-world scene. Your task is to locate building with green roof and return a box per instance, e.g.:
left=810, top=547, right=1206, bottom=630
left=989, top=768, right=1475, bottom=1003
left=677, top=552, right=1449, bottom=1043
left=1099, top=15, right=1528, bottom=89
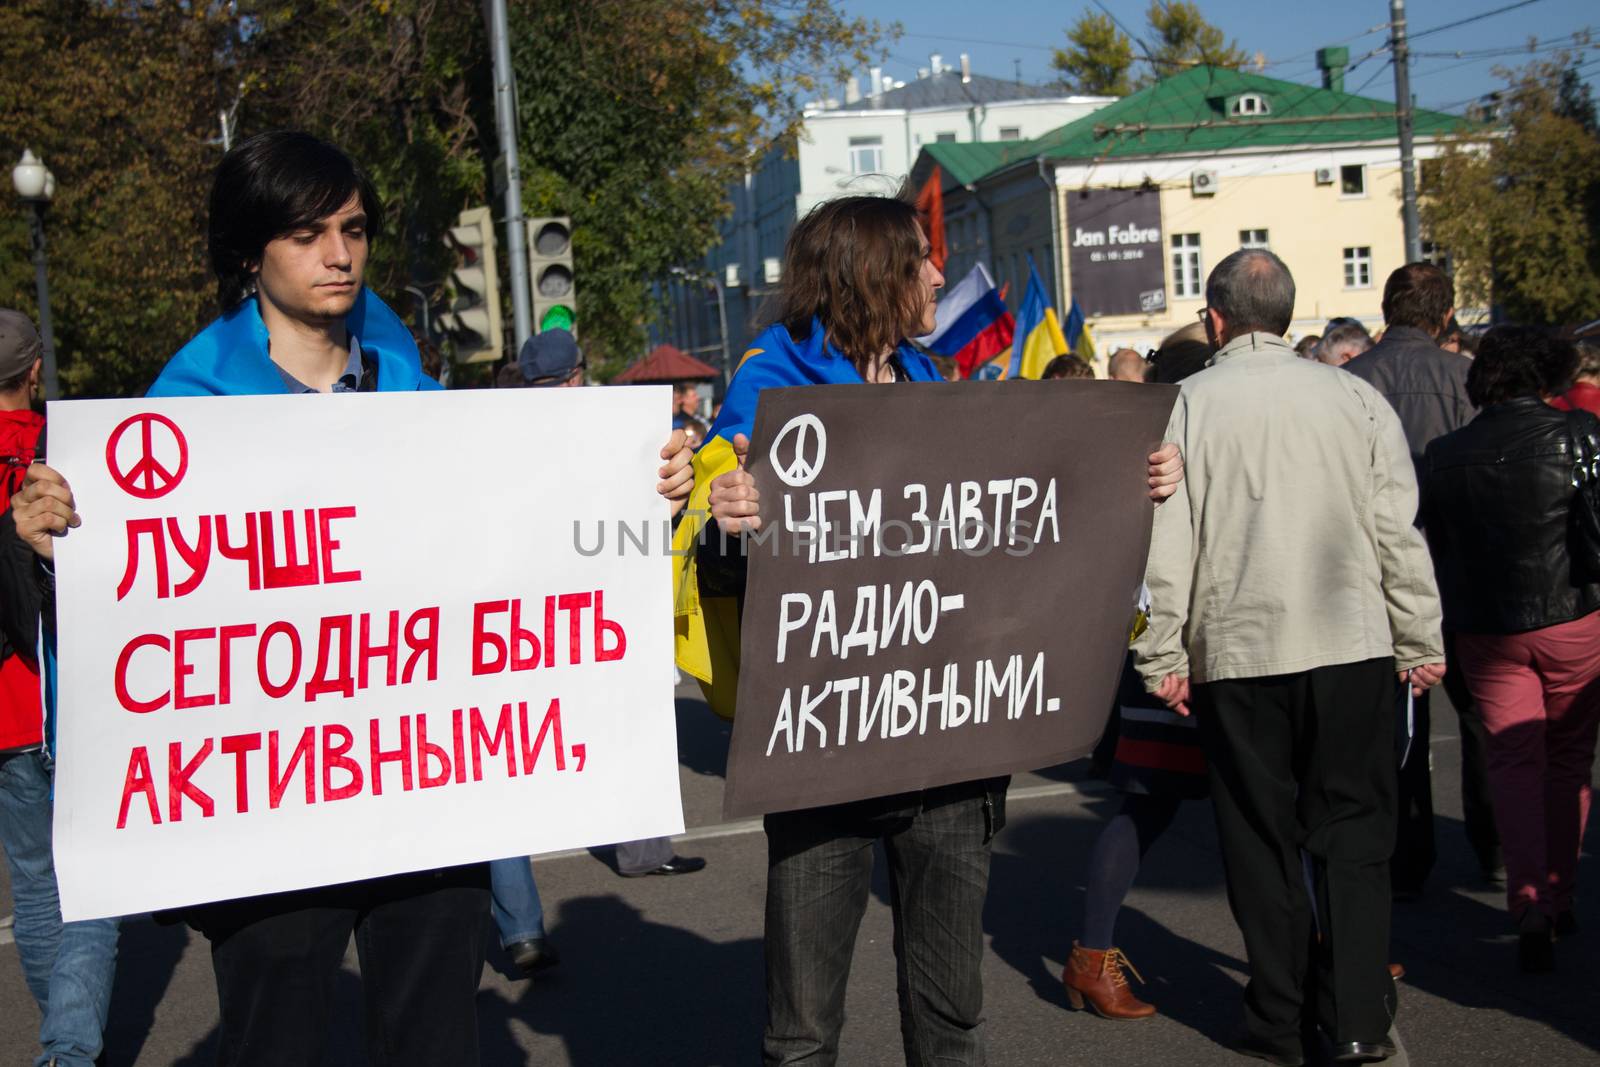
left=911, top=60, right=1481, bottom=366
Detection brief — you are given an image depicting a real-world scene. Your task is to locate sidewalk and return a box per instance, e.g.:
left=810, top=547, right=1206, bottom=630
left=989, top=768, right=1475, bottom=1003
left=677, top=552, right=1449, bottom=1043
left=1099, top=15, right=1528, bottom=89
left=1, top=684, right=1595, bottom=1064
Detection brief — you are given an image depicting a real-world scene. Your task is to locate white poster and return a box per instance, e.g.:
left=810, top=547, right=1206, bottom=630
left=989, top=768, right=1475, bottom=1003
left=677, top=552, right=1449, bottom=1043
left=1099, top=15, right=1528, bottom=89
left=47, top=388, right=684, bottom=921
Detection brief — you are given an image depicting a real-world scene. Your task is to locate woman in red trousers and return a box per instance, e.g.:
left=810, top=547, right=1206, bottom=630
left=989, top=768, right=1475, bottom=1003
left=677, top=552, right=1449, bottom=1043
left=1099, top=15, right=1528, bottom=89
left=1421, top=326, right=1600, bottom=972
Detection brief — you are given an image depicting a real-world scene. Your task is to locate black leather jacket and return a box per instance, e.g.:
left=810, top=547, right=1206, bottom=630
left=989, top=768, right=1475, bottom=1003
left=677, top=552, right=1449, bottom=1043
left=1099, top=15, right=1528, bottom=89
left=1421, top=396, right=1600, bottom=634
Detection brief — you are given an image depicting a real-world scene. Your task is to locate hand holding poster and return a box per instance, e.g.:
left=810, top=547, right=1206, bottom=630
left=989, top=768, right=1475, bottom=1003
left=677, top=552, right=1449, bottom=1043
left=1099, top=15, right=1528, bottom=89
left=48, top=389, right=684, bottom=921
left=721, top=380, right=1177, bottom=818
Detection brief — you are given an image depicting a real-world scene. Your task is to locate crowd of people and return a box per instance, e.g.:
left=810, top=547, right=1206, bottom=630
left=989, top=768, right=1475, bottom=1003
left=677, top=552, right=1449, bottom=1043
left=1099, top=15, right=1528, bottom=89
left=0, top=127, right=1596, bottom=1067
left=1049, top=260, right=1599, bottom=1064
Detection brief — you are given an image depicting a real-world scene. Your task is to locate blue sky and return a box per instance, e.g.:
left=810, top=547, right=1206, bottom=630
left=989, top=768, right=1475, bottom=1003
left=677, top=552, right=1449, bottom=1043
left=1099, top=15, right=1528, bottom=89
left=840, top=0, right=1597, bottom=113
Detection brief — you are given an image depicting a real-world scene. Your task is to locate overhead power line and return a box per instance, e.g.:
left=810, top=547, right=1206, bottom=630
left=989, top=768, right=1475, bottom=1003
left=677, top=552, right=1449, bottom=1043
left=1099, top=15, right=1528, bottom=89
left=1409, top=0, right=1548, bottom=42
left=1349, top=58, right=1396, bottom=98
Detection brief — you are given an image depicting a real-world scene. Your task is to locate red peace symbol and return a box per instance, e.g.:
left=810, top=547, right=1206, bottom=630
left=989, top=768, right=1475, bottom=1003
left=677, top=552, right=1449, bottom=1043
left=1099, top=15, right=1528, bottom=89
left=106, top=413, right=188, bottom=499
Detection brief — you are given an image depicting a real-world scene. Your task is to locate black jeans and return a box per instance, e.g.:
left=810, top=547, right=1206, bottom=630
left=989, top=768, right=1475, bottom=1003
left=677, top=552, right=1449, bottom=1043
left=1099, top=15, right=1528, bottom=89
left=762, top=781, right=1001, bottom=1067
left=186, top=864, right=490, bottom=1067
left=1195, top=659, right=1397, bottom=1052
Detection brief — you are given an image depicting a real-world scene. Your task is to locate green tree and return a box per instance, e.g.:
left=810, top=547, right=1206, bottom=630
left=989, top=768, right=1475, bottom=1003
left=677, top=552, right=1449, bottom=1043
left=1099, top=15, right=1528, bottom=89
left=508, top=0, right=887, bottom=376
left=1145, top=1, right=1248, bottom=76
left=1051, top=3, right=1247, bottom=97
left=0, top=1, right=232, bottom=396
left=1556, top=62, right=1597, bottom=134
left=1051, top=12, right=1134, bottom=96
left=1421, top=56, right=1600, bottom=324
left=0, top=0, right=489, bottom=396
left=1, top=0, right=884, bottom=391
left=231, top=1, right=491, bottom=352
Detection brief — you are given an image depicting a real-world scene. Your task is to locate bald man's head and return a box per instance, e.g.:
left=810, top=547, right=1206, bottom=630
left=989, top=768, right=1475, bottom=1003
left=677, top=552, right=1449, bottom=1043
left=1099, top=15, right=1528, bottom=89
left=1107, top=348, right=1147, bottom=382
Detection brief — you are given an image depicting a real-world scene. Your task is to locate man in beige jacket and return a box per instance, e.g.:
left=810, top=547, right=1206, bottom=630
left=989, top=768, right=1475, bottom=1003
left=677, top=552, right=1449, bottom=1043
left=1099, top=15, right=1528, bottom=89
left=1134, top=250, right=1445, bottom=1067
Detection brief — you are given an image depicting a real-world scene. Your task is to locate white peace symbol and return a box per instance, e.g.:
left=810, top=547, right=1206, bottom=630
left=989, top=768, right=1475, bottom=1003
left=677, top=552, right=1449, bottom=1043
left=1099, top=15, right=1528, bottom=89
left=771, top=413, right=828, bottom=487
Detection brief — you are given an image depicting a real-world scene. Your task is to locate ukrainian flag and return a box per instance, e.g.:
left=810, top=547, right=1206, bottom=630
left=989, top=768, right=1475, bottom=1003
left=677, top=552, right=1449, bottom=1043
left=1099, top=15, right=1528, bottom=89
left=1063, top=293, right=1097, bottom=366
left=671, top=318, right=940, bottom=719
left=1003, top=258, right=1070, bottom=380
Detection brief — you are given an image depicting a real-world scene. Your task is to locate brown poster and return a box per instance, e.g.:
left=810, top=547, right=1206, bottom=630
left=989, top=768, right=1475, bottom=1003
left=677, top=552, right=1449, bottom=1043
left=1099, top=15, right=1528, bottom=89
left=722, top=379, right=1179, bottom=818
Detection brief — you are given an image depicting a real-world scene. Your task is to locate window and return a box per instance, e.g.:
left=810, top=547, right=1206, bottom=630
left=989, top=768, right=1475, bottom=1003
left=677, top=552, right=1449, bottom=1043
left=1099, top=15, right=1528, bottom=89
left=1171, top=234, right=1203, bottom=299
left=1229, top=93, right=1271, bottom=116
left=849, top=136, right=883, bottom=175
left=998, top=126, right=1022, bottom=141
left=1239, top=229, right=1270, bottom=250
left=1340, top=164, right=1366, bottom=197
left=935, top=131, right=957, bottom=143
left=1343, top=247, right=1373, bottom=289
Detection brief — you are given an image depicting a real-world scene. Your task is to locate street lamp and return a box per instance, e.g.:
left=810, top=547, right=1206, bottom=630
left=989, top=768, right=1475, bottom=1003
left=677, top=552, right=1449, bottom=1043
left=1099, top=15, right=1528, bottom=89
left=12, top=149, right=60, bottom=401
left=669, top=266, right=730, bottom=389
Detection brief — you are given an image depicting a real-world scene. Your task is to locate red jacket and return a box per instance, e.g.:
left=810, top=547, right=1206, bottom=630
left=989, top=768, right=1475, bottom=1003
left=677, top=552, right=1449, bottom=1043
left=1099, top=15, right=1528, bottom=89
left=0, top=407, right=44, bottom=750
left=1551, top=382, right=1600, bottom=420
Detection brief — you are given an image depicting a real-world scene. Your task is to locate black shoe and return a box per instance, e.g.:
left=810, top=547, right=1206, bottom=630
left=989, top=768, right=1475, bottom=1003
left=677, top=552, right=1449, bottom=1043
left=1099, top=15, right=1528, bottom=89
left=1231, top=1034, right=1304, bottom=1066
left=1519, top=928, right=1555, bottom=972
left=621, top=855, right=707, bottom=877
left=507, top=937, right=560, bottom=976
left=1332, top=1040, right=1397, bottom=1063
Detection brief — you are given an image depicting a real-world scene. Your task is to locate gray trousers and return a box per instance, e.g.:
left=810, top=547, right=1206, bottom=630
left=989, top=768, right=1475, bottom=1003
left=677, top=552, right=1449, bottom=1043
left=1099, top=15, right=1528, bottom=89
left=762, top=784, right=994, bottom=1067
left=615, top=836, right=675, bottom=875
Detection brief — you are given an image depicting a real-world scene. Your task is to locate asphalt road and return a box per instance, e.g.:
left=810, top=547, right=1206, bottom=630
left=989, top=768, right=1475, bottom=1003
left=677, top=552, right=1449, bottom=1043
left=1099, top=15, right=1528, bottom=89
left=2, top=680, right=1597, bottom=1066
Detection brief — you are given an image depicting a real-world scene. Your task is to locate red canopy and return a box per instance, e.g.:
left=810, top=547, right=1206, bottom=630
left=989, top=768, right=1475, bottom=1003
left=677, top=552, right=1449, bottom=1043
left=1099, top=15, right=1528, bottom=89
left=612, top=344, right=719, bottom=383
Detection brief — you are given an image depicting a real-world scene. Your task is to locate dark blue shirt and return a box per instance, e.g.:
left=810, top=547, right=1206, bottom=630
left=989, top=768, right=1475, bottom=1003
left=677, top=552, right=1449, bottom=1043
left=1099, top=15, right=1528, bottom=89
left=273, top=335, right=365, bottom=394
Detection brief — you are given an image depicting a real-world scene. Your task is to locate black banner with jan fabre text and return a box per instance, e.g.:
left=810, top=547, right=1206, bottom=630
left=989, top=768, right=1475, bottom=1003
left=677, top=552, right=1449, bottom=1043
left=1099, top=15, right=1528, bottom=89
left=1066, top=187, right=1167, bottom=318
left=721, top=380, right=1179, bottom=818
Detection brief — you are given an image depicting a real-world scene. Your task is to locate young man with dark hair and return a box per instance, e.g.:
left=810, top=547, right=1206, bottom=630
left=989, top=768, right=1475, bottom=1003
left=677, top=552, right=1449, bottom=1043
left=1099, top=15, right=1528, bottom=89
left=13, top=131, right=695, bottom=1066
left=1343, top=262, right=1497, bottom=896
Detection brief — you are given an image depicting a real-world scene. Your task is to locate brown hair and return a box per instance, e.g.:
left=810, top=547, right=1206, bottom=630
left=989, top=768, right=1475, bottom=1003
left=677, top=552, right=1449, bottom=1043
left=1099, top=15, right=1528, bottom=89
left=1381, top=262, right=1453, bottom=335
left=1576, top=337, right=1600, bottom=381
left=771, top=194, right=927, bottom=373
left=1043, top=355, right=1094, bottom=380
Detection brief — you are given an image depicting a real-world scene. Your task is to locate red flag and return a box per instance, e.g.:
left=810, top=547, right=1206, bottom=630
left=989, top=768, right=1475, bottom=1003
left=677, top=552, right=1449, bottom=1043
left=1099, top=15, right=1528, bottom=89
left=915, top=166, right=947, bottom=272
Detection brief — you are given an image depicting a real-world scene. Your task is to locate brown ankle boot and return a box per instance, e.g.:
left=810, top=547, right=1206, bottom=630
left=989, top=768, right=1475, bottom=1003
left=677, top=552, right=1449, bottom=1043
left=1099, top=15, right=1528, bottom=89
left=1063, top=941, right=1156, bottom=1020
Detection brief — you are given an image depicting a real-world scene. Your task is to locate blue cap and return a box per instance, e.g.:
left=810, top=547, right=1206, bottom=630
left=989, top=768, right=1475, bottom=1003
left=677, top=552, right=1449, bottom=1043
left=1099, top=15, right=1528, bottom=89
left=517, top=328, right=583, bottom=385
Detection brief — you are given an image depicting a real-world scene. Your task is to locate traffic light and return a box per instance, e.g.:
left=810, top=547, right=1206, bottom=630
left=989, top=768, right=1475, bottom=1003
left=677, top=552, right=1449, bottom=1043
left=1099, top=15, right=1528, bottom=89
left=526, top=216, right=576, bottom=335
left=440, top=206, right=503, bottom=364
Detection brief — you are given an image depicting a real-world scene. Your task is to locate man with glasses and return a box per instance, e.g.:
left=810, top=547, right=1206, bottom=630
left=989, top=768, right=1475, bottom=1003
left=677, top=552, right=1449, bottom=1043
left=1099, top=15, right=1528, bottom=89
left=1137, top=250, right=1444, bottom=1065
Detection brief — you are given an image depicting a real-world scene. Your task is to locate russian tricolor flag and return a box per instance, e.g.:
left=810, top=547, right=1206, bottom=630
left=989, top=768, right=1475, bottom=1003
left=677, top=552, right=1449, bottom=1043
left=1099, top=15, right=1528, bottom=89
left=918, top=264, right=1014, bottom=379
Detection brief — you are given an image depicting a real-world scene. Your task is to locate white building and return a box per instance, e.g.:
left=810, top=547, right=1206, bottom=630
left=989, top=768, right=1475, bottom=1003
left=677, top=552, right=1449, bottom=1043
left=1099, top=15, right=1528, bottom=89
left=653, top=55, right=1114, bottom=371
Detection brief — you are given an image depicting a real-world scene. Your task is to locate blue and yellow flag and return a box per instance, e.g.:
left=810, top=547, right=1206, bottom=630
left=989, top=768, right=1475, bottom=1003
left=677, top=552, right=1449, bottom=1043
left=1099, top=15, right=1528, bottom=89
left=671, top=319, right=940, bottom=719
left=1003, top=259, right=1071, bottom=380
left=1063, top=294, right=1097, bottom=366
